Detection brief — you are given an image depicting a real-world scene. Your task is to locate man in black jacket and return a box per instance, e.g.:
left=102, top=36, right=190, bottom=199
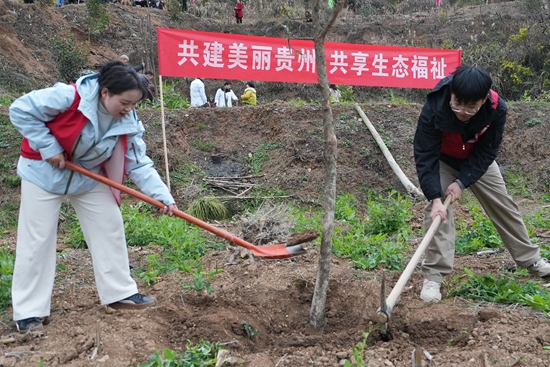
left=414, top=65, right=550, bottom=302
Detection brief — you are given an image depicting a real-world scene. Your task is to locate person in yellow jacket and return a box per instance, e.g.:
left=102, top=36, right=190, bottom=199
left=241, top=81, right=257, bottom=106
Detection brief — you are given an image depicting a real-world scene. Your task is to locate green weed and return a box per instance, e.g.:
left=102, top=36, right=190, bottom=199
left=339, top=85, right=355, bottom=103
left=138, top=340, right=222, bottom=367
left=455, top=207, right=503, bottom=254
left=0, top=96, right=12, bottom=107
left=335, top=193, right=356, bottom=222
left=449, top=268, right=550, bottom=313
left=192, top=139, right=217, bottom=152
left=365, top=190, right=412, bottom=235
left=290, top=98, right=306, bottom=106
left=342, top=332, right=370, bottom=367
left=183, top=262, right=222, bottom=295
left=245, top=142, right=280, bottom=175
left=525, top=118, right=542, bottom=127
left=241, top=321, right=259, bottom=339
left=161, top=81, right=190, bottom=109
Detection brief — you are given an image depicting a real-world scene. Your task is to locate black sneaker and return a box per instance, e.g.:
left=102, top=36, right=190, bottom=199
left=108, top=293, right=155, bottom=310
left=16, top=317, right=44, bottom=334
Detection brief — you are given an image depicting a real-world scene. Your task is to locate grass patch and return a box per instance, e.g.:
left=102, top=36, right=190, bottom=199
left=245, top=141, right=281, bottom=175
left=0, top=245, right=15, bottom=310
left=188, top=197, right=230, bottom=221
left=291, top=191, right=413, bottom=271
left=449, top=268, right=550, bottom=313
left=63, top=202, right=226, bottom=285
left=192, top=139, right=217, bottom=152
left=455, top=207, right=503, bottom=254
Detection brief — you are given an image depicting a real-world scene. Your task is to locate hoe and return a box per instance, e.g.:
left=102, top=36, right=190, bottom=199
left=376, top=195, right=451, bottom=341
left=65, top=161, right=306, bottom=260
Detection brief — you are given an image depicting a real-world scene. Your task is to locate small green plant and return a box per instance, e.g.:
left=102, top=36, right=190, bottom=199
left=2, top=176, right=21, bottom=187
left=192, top=139, right=217, bottom=152
left=49, top=33, right=89, bottom=83
left=197, top=122, right=206, bottom=131
left=183, top=263, right=222, bottom=295
left=342, top=332, right=370, bottom=366
left=366, top=190, right=412, bottom=235
left=525, top=118, right=542, bottom=127
left=290, top=97, right=306, bottom=106
left=0, top=96, right=12, bottom=107
left=335, top=193, right=356, bottom=222
left=339, top=85, right=355, bottom=103
left=188, top=197, right=230, bottom=221
left=241, top=321, right=259, bottom=339
left=138, top=340, right=222, bottom=367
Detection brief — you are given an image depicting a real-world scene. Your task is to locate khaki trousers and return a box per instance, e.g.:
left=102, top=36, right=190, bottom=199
left=12, top=180, right=138, bottom=321
left=422, top=161, right=540, bottom=283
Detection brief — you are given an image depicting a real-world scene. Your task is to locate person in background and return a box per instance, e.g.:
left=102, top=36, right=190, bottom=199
left=414, top=64, right=550, bottom=303
left=214, top=81, right=238, bottom=107
left=190, top=78, right=210, bottom=107
left=329, top=84, right=341, bottom=103
left=139, top=70, right=157, bottom=103
left=119, top=54, right=145, bottom=73
left=234, top=0, right=244, bottom=24
left=182, top=0, right=187, bottom=11
left=241, top=81, right=257, bottom=106
left=304, top=10, right=313, bottom=22
left=55, top=0, right=64, bottom=7
left=8, top=61, right=177, bottom=334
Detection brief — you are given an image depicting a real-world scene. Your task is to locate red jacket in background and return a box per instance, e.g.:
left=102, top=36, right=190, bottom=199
left=234, top=2, right=243, bottom=18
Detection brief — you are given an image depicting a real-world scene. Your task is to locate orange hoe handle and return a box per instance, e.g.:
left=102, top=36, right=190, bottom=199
left=64, top=161, right=305, bottom=259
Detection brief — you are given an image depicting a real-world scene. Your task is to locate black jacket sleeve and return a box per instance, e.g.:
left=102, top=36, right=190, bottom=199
left=414, top=101, right=445, bottom=201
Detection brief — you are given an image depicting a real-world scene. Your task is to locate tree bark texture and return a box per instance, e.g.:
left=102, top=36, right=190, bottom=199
left=309, top=0, right=345, bottom=330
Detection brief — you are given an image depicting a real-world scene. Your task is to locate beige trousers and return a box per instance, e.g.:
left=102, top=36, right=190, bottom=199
left=12, top=180, right=138, bottom=321
left=422, top=161, right=540, bottom=283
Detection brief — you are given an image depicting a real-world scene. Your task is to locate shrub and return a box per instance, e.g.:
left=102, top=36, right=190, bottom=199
left=49, top=33, right=89, bottom=83
left=86, top=0, right=110, bottom=36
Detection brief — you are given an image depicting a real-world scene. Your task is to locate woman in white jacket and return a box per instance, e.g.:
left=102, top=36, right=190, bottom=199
left=9, top=61, right=178, bottom=334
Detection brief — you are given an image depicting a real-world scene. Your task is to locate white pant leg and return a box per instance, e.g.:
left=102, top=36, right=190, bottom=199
left=69, top=182, right=138, bottom=305
left=12, top=180, right=63, bottom=321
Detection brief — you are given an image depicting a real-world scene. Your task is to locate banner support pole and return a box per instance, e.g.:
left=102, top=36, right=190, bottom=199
left=158, top=74, right=171, bottom=191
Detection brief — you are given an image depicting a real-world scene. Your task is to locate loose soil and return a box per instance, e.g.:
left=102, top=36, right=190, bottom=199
left=1, top=2, right=550, bottom=367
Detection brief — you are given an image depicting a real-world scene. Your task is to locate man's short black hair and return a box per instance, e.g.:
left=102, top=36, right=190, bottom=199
left=224, top=81, right=232, bottom=86
left=246, top=81, right=255, bottom=88
left=145, top=70, right=154, bottom=76
left=450, top=64, right=492, bottom=104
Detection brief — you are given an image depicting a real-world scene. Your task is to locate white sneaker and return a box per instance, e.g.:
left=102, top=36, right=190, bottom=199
left=527, top=258, right=550, bottom=277
left=420, top=279, right=441, bottom=302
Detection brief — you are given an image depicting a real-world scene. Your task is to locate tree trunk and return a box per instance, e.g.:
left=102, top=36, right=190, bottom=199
left=309, top=0, right=344, bottom=330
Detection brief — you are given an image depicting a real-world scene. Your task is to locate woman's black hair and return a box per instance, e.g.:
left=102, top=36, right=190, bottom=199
left=98, top=61, right=147, bottom=99
left=329, top=84, right=337, bottom=90
left=246, top=81, right=255, bottom=88
left=450, top=64, right=492, bottom=104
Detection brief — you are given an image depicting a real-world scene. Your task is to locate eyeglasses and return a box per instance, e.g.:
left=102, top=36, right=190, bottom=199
left=449, top=101, right=482, bottom=116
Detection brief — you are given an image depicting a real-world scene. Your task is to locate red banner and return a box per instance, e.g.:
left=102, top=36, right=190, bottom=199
left=157, top=28, right=461, bottom=89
